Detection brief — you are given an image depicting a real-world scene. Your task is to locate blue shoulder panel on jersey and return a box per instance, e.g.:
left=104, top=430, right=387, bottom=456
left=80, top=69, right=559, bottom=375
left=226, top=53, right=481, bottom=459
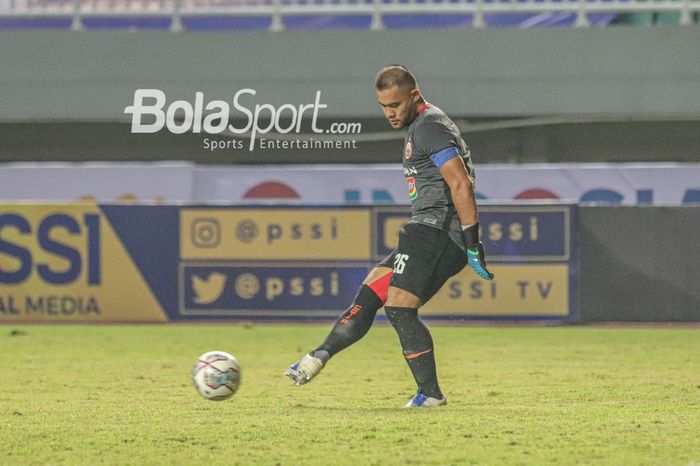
left=430, top=146, right=460, bottom=168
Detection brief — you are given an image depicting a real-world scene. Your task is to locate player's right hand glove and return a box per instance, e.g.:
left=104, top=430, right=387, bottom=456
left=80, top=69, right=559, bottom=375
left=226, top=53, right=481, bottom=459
left=462, top=223, right=494, bottom=281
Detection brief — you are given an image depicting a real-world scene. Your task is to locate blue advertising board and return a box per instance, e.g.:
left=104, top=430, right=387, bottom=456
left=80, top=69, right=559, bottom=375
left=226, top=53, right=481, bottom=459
left=0, top=204, right=577, bottom=322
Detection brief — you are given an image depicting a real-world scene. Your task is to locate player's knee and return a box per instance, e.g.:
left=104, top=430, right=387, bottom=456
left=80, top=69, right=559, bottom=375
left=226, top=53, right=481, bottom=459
left=385, top=306, right=397, bottom=323
left=386, top=286, right=422, bottom=308
left=385, top=306, right=417, bottom=326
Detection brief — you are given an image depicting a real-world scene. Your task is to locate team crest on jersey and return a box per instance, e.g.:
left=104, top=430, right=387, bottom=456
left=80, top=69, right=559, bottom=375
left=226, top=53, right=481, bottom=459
left=407, top=176, right=417, bottom=200
left=404, top=141, right=413, bottom=160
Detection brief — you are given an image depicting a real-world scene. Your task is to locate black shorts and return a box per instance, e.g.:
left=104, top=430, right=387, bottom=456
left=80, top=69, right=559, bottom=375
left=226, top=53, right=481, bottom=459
left=378, top=222, right=467, bottom=303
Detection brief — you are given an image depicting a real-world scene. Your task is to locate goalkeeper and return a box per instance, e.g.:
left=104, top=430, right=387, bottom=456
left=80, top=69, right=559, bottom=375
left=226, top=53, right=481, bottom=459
left=285, top=65, right=493, bottom=408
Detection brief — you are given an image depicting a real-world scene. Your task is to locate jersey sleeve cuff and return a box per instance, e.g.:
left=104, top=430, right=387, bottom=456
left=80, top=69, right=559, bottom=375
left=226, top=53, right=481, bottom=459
left=430, top=146, right=460, bottom=168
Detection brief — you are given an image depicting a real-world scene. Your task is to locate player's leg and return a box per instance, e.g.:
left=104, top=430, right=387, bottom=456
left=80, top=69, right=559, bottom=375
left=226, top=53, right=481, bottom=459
left=383, top=223, right=461, bottom=407
left=394, top=233, right=468, bottom=406
left=311, top=266, right=392, bottom=361
left=385, top=286, right=445, bottom=407
left=284, top=266, right=392, bottom=385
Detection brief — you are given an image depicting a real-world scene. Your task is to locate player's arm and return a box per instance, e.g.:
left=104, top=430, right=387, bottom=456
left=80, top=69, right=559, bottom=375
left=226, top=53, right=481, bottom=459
left=418, top=123, right=478, bottom=225
left=439, top=156, right=477, bottom=227
left=439, top=157, right=494, bottom=281
left=414, top=121, right=493, bottom=279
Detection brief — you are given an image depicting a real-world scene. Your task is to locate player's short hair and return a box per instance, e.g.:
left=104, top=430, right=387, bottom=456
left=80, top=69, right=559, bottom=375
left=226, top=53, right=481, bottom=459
left=375, top=65, right=418, bottom=92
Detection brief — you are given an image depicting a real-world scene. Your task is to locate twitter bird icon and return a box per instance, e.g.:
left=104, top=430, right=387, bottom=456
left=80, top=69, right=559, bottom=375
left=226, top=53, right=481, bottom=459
left=192, top=273, right=227, bottom=304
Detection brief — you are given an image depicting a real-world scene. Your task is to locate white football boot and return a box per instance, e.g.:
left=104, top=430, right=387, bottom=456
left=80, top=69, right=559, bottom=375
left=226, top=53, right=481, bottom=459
left=284, top=353, right=325, bottom=385
left=403, top=389, right=447, bottom=408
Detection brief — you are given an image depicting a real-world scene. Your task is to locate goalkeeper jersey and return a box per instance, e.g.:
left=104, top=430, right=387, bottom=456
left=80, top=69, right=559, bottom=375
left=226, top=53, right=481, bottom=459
left=402, top=103, right=475, bottom=252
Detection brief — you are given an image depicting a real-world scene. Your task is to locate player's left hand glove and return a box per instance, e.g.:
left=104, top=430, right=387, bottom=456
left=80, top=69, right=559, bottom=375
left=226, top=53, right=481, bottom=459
left=462, top=223, right=494, bottom=281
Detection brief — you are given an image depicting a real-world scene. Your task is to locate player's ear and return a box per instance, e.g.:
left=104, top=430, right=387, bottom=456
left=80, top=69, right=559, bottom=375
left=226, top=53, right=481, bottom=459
left=411, top=89, right=421, bottom=102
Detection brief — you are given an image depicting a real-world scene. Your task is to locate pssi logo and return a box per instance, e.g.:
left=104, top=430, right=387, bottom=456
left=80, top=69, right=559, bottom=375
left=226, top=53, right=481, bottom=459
left=0, top=213, right=101, bottom=285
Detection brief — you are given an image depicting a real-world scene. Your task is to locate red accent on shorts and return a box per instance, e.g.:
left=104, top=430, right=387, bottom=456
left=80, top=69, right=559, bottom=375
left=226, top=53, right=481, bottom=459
left=405, top=348, right=433, bottom=360
left=367, top=272, right=392, bottom=303
left=417, top=103, right=431, bottom=115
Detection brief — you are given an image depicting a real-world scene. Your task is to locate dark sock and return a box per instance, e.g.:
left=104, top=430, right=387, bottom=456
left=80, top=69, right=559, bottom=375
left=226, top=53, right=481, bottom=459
left=384, top=306, right=442, bottom=399
left=311, top=285, right=383, bottom=361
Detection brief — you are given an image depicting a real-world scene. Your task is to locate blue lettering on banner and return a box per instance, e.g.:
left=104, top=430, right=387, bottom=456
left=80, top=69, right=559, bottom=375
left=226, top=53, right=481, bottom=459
left=344, top=189, right=395, bottom=204
left=0, top=212, right=101, bottom=285
left=682, top=189, right=700, bottom=204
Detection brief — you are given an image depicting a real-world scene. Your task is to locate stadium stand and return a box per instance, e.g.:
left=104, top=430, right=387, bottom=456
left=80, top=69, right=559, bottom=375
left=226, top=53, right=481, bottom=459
left=0, top=0, right=697, bottom=30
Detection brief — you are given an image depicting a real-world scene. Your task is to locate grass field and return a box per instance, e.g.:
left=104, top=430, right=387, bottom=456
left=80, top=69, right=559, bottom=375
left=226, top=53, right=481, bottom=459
left=1, top=324, right=699, bottom=465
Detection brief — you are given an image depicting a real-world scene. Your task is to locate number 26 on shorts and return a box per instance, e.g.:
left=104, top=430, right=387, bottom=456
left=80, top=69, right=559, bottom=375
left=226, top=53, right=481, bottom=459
left=393, top=254, right=409, bottom=274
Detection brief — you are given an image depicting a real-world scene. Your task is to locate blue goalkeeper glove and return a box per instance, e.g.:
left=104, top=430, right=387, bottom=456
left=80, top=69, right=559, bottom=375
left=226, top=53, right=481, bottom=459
left=462, top=223, right=494, bottom=281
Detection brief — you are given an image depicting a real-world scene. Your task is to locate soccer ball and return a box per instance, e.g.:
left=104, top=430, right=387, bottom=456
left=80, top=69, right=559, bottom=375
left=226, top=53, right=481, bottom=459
left=192, top=351, right=241, bottom=401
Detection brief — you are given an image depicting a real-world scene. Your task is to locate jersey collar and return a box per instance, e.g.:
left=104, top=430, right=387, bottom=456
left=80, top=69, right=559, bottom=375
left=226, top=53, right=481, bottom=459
left=417, top=102, right=431, bottom=115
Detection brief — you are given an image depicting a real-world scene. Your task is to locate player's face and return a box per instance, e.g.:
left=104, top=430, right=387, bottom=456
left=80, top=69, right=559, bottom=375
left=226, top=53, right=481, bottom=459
left=377, top=85, right=420, bottom=129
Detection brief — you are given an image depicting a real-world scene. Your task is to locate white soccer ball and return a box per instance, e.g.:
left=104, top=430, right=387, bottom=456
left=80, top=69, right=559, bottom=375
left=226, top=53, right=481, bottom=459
left=192, top=351, right=241, bottom=401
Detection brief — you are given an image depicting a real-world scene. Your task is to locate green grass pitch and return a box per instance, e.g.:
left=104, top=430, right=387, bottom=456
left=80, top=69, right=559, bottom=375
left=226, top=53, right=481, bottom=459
left=1, top=324, right=699, bottom=465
